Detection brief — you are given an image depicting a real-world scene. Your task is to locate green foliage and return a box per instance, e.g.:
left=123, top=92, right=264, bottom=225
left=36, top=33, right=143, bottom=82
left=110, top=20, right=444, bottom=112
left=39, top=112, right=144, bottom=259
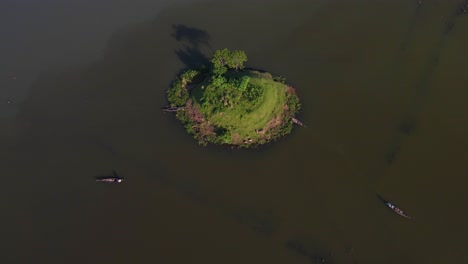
left=211, top=48, right=231, bottom=69
left=272, top=75, right=287, bottom=84
left=286, top=92, right=301, bottom=114
left=227, top=50, right=247, bottom=70
left=224, top=76, right=250, bottom=91
left=194, top=72, right=288, bottom=141
left=215, top=127, right=231, bottom=144
left=167, top=69, right=203, bottom=107
left=239, top=76, right=250, bottom=91
left=167, top=78, right=189, bottom=106
left=211, top=48, right=248, bottom=74
left=244, top=84, right=263, bottom=104
left=211, top=75, right=227, bottom=87
left=212, top=65, right=227, bottom=77
left=181, top=69, right=199, bottom=82
left=175, top=109, right=190, bottom=123
left=168, top=48, right=301, bottom=148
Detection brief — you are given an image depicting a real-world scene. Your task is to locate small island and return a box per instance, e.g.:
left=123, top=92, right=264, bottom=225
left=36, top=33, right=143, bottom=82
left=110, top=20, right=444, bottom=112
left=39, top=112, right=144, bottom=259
left=165, top=48, right=303, bottom=147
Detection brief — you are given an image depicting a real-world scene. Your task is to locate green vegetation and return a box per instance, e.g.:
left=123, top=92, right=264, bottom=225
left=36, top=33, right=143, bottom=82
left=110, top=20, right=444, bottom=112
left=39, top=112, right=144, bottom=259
left=166, top=48, right=301, bottom=147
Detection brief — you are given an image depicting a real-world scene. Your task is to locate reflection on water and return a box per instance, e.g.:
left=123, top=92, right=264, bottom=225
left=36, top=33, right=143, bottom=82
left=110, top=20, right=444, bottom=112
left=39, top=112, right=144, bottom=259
left=1, top=0, right=467, bottom=263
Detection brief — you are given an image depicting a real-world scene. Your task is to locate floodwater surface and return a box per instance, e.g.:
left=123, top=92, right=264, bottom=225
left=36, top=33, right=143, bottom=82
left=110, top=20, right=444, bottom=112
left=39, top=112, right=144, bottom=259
left=1, top=0, right=467, bottom=263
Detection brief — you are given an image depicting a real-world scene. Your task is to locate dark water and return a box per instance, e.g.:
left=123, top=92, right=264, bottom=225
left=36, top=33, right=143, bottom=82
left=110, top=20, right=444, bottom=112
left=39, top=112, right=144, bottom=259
left=1, top=0, right=468, bottom=263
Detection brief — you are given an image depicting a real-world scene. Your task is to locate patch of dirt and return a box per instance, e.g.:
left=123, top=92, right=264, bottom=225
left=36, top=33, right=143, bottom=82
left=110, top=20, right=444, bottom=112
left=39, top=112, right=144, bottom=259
left=263, top=115, right=283, bottom=132
left=286, top=86, right=297, bottom=96
left=231, top=133, right=243, bottom=145
left=186, top=99, right=205, bottom=124
left=186, top=99, right=215, bottom=140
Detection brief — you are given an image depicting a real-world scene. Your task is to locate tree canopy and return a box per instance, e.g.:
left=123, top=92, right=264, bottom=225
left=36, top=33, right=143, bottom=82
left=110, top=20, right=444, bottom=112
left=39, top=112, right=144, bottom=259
left=211, top=48, right=247, bottom=72
left=228, top=50, right=248, bottom=70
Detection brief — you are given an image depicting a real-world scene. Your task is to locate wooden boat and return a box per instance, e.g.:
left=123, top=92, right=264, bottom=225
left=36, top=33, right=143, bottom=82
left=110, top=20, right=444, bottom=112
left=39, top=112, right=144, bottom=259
left=96, top=177, right=123, bottom=183
left=95, top=171, right=124, bottom=183
left=162, top=106, right=184, bottom=112
left=385, top=201, right=411, bottom=219
left=377, top=194, right=411, bottom=219
left=291, top=117, right=306, bottom=127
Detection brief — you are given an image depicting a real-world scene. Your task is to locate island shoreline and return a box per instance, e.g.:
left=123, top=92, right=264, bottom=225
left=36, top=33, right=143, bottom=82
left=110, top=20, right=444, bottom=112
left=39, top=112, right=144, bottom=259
left=164, top=49, right=303, bottom=148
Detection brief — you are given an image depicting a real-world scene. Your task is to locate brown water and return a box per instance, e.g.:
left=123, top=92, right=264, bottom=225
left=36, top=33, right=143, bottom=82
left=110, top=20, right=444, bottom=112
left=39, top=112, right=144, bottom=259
left=1, top=0, right=468, bottom=263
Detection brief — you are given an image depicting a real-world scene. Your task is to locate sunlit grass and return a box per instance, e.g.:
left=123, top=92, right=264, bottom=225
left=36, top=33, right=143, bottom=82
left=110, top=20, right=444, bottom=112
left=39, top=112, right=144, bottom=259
left=192, top=72, right=287, bottom=141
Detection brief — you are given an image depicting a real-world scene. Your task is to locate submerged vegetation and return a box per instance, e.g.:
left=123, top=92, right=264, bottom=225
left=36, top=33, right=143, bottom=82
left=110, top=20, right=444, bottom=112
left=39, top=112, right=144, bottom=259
left=166, top=48, right=301, bottom=147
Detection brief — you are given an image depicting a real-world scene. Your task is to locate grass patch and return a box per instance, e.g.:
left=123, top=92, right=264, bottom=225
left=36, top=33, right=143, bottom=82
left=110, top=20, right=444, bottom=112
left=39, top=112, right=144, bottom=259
left=201, top=75, right=287, bottom=140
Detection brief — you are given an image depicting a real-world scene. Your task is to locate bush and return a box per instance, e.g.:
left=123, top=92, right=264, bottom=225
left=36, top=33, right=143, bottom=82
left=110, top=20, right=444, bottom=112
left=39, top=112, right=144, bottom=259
left=211, top=75, right=226, bottom=87
left=167, top=69, right=205, bottom=107
left=181, top=69, right=200, bottom=82
left=239, top=76, right=250, bottom=91
left=167, top=78, right=189, bottom=106
left=245, top=84, right=263, bottom=103
left=286, top=93, right=301, bottom=115
left=273, top=75, right=287, bottom=84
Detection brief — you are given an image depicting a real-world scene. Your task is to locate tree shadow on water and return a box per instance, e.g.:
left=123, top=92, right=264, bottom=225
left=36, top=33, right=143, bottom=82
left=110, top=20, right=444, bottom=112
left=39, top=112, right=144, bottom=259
left=175, top=45, right=210, bottom=69
left=399, top=120, right=415, bottom=135
left=171, top=24, right=212, bottom=69
left=171, top=24, right=211, bottom=48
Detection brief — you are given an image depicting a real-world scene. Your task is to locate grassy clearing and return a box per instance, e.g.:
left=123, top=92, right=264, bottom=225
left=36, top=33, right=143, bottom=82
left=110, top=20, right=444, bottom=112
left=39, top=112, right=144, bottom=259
left=203, top=76, right=287, bottom=140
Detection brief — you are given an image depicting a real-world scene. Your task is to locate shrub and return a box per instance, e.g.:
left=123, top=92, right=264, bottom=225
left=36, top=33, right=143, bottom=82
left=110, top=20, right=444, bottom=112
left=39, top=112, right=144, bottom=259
left=239, top=76, right=250, bottom=91
left=273, top=75, right=287, bottom=84
left=167, top=78, right=189, bottom=106
left=181, top=69, right=200, bottom=82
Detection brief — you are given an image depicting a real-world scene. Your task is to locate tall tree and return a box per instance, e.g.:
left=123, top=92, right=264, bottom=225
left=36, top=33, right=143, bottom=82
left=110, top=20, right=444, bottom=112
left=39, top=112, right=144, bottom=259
left=228, top=50, right=247, bottom=70
left=211, top=48, right=231, bottom=69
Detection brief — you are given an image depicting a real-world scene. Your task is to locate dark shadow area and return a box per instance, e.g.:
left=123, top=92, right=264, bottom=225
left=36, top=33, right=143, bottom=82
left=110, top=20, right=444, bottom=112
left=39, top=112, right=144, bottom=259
left=399, top=120, right=415, bottom=135
left=171, top=24, right=211, bottom=48
left=174, top=45, right=209, bottom=69
left=455, top=0, right=468, bottom=16
left=443, top=0, right=468, bottom=35
left=396, top=0, right=425, bottom=54
left=286, top=240, right=332, bottom=264
left=444, top=0, right=468, bottom=35
left=381, top=0, right=467, bottom=170
left=385, top=149, right=397, bottom=165
left=376, top=193, right=390, bottom=205
left=172, top=24, right=211, bottom=69
left=94, top=170, right=124, bottom=181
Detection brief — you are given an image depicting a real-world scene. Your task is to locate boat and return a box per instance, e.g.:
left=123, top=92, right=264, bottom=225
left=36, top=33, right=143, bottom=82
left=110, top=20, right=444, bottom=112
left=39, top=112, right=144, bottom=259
left=291, top=117, right=306, bottom=127
left=96, top=177, right=123, bottom=183
left=377, top=194, right=411, bottom=219
left=95, top=171, right=124, bottom=183
left=385, top=201, right=411, bottom=219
